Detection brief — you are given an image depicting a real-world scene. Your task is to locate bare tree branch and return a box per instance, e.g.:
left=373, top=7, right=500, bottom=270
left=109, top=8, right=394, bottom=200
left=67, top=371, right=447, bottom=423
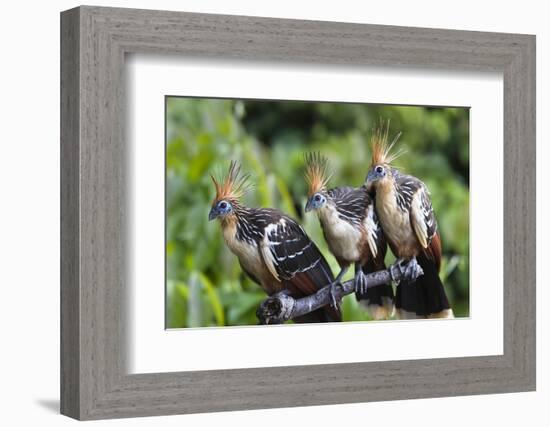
left=256, top=258, right=423, bottom=324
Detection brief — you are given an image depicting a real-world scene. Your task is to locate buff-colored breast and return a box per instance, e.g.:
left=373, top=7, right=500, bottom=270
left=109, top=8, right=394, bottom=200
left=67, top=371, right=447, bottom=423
left=318, top=204, right=362, bottom=263
left=221, top=219, right=282, bottom=295
left=375, top=183, right=419, bottom=258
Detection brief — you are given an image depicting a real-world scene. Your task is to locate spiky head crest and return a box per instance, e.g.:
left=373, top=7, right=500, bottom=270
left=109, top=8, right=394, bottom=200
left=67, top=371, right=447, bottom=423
left=210, top=161, right=251, bottom=204
left=370, top=120, right=404, bottom=167
left=304, top=152, right=332, bottom=197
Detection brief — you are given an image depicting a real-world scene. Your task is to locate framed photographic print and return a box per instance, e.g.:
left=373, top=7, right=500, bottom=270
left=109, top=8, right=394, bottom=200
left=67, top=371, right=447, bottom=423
left=61, top=5, right=536, bottom=420
left=164, top=97, right=469, bottom=329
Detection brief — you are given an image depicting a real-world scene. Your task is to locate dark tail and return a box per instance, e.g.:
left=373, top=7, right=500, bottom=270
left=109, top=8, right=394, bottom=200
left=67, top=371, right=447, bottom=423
left=395, top=254, right=453, bottom=318
left=359, top=259, right=395, bottom=319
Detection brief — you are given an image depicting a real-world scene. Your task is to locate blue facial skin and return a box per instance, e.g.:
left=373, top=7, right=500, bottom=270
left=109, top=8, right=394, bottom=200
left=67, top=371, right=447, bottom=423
left=305, top=192, right=327, bottom=212
left=366, top=165, right=387, bottom=185
left=208, top=200, right=233, bottom=220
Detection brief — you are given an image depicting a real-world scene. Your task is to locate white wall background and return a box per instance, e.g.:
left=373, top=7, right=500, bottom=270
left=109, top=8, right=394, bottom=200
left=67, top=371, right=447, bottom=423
left=0, top=1, right=546, bottom=425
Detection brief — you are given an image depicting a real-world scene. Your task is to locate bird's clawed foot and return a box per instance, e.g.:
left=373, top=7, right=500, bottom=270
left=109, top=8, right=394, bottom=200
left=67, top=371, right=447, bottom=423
left=354, top=269, right=369, bottom=300
left=389, top=256, right=424, bottom=284
left=327, top=265, right=349, bottom=310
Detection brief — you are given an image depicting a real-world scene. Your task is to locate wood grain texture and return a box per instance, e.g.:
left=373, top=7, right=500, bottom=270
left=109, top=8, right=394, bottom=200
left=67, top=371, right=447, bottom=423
left=60, top=7, right=80, bottom=419
left=60, top=5, right=536, bottom=420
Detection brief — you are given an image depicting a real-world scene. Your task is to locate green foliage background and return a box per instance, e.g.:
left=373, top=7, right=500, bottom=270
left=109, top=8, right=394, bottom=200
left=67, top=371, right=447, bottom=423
left=166, top=97, right=470, bottom=328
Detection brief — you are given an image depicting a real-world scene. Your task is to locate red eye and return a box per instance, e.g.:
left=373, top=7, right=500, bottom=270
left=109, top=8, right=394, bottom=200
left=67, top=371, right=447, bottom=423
left=314, top=194, right=321, bottom=202
left=219, top=202, right=227, bottom=209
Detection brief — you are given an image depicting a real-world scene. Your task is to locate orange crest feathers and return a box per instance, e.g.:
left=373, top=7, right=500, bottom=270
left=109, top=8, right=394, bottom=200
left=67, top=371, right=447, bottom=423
left=370, top=120, right=404, bottom=166
left=304, top=152, right=332, bottom=196
left=210, top=161, right=251, bottom=202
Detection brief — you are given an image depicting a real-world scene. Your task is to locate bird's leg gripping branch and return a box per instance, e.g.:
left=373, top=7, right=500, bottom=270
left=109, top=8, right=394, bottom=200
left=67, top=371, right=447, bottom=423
left=256, top=258, right=423, bottom=325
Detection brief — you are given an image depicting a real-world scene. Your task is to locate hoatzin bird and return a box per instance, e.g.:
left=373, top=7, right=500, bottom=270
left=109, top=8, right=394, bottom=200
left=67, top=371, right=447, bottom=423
left=209, top=161, right=341, bottom=323
left=365, top=125, right=454, bottom=319
left=304, top=153, right=394, bottom=319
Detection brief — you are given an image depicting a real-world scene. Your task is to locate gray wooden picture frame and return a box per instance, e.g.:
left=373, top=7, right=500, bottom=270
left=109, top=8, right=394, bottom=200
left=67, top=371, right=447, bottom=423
left=60, top=5, right=536, bottom=420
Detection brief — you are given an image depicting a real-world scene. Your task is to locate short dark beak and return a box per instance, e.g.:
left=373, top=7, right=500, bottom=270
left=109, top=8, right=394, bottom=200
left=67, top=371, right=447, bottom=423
left=304, top=199, right=313, bottom=213
left=208, top=208, right=218, bottom=221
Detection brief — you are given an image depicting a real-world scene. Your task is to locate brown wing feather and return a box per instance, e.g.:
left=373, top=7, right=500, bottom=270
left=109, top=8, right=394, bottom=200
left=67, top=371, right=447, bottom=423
left=285, top=272, right=319, bottom=297
left=424, top=231, right=442, bottom=272
left=285, top=273, right=341, bottom=322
